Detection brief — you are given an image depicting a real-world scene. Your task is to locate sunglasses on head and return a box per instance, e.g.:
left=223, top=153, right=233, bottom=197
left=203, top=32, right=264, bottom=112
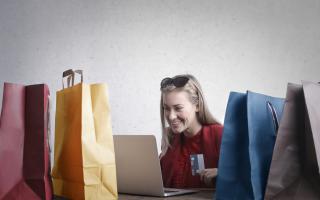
left=160, top=76, right=190, bottom=89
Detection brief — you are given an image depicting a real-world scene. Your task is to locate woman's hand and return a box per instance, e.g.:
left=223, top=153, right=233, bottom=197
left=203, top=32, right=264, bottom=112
left=199, top=168, right=218, bottom=187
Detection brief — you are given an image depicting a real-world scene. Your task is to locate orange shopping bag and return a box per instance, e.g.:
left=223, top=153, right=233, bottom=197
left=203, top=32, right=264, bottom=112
left=52, top=69, right=117, bottom=200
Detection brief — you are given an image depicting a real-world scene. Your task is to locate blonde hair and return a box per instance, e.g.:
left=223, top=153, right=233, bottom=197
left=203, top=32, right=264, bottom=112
left=160, top=74, right=220, bottom=156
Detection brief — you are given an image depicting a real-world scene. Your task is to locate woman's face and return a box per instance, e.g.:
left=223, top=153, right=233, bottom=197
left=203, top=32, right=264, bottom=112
left=162, top=90, right=199, bottom=134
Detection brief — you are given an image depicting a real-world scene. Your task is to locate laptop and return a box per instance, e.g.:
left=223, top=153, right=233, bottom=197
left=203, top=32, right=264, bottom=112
left=113, top=135, right=198, bottom=197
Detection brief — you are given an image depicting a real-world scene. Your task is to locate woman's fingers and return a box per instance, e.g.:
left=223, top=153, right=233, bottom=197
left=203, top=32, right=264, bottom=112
left=198, top=170, right=205, bottom=181
left=199, top=168, right=218, bottom=186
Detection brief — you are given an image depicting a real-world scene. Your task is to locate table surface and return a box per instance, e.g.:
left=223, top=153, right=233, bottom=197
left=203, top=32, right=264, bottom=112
left=54, top=189, right=215, bottom=200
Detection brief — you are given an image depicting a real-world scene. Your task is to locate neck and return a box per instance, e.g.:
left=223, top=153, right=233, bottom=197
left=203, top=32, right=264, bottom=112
left=183, top=121, right=202, bottom=138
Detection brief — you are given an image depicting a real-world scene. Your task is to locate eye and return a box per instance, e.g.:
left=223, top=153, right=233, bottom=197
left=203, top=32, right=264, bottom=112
left=163, top=106, right=170, bottom=111
left=175, top=106, right=183, bottom=111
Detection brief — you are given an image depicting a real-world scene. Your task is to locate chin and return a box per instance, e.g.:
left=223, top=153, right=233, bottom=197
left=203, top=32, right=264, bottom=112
left=171, top=126, right=186, bottom=134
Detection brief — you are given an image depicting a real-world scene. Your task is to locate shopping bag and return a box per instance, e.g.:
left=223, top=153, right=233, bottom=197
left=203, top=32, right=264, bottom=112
left=0, top=83, right=52, bottom=200
left=216, top=91, right=284, bottom=200
left=264, top=81, right=320, bottom=199
left=24, top=84, right=53, bottom=200
left=52, top=69, right=118, bottom=200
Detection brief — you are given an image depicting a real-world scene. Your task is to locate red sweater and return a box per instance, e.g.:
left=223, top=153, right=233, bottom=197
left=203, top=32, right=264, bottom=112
left=160, top=124, right=223, bottom=188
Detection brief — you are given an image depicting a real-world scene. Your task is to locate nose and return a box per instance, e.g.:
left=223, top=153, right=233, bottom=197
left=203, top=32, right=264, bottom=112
left=168, top=110, right=177, bottom=121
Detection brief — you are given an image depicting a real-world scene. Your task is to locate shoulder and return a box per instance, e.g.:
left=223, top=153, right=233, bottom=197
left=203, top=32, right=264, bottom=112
left=203, top=123, right=223, bottom=135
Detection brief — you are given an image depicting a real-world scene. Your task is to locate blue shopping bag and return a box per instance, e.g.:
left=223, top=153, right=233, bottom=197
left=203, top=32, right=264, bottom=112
left=216, top=91, right=284, bottom=200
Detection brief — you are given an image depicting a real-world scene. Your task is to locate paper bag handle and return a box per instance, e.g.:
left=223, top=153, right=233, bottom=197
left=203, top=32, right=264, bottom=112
left=267, top=101, right=280, bottom=136
left=62, top=69, right=83, bottom=89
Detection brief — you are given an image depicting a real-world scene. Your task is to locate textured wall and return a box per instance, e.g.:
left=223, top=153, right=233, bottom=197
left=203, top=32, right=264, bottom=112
left=1, top=0, right=320, bottom=152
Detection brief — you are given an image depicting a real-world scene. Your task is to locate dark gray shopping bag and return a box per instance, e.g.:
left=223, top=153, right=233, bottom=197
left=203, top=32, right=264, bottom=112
left=264, top=81, right=320, bottom=199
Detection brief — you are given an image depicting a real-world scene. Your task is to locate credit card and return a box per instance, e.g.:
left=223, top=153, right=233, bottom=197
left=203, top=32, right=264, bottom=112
left=190, top=154, right=205, bottom=176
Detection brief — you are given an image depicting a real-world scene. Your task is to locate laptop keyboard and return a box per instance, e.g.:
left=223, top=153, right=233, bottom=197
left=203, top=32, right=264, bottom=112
left=164, top=188, right=181, bottom=193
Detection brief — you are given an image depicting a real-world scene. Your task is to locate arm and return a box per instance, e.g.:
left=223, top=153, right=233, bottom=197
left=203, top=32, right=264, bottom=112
left=200, top=124, right=223, bottom=187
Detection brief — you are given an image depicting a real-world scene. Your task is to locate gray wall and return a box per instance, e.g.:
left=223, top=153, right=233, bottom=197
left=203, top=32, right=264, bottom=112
left=1, top=0, right=320, bottom=151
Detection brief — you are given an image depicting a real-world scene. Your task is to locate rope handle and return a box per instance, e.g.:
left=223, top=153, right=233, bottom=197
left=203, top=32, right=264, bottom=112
left=62, top=69, right=83, bottom=89
left=267, top=101, right=280, bottom=136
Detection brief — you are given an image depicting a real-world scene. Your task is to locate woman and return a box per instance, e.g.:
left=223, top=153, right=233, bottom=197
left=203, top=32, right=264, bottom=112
left=160, top=74, right=223, bottom=188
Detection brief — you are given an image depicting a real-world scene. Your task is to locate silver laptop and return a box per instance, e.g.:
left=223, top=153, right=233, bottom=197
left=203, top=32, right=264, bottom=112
left=113, top=135, right=198, bottom=197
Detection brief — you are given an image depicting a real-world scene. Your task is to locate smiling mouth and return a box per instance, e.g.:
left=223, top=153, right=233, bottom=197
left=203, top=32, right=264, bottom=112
left=171, top=121, right=181, bottom=127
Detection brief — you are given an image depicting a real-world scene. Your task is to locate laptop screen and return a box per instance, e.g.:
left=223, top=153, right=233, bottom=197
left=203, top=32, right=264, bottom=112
left=113, top=135, right=165, bottom=196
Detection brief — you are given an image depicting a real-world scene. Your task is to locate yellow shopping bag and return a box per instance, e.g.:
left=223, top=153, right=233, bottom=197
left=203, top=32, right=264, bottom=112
left=52, top=69, right=118, bottom=200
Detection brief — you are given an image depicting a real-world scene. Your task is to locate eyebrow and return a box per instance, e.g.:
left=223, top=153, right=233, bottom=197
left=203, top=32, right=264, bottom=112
left=163, top=104, right=183, bottom=107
